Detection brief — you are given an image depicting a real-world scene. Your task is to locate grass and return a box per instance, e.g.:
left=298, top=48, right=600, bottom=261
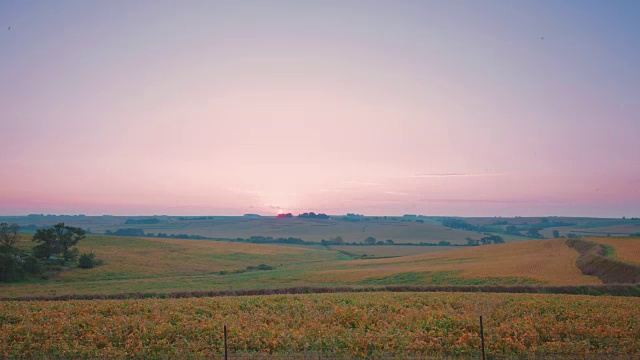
left=358, top=271, right=536, bottom=286
left=315, top=239, right=599, bottom=286
left=329, top=245, right=457, bottom=258
left=3, top=215, right=514, bottom=245
left=1, top=235, right=608, bottom=298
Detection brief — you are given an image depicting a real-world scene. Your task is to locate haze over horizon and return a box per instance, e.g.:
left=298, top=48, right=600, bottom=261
left=1, top=1, right=639, bottom=218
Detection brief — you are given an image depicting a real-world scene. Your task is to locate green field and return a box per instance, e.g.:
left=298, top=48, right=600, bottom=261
left=1, top=215, right=537, bottom=245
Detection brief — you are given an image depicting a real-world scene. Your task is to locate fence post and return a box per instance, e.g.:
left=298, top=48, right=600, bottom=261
left=480, top=316, right=485, bottom=360
left=224, top=324, right=228, bottom=360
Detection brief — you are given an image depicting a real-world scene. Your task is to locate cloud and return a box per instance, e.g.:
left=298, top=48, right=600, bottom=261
left=418, top=198, right=563, bottom=204
left=225, top=188, right=261, bottom=195
left=339, top=181, right=382, bottom=186
left=383, top=191, right=409, bottom=196
left=404, top=173, right=505, bottom=179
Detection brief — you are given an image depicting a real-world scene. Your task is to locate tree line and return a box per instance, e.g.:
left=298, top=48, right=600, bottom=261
left=104, top=228, right=211, bottom=240
left=0, top=223, right=100, bottom=283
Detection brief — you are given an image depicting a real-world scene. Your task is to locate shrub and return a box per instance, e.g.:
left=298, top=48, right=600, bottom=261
left=0, top=252, right=23, bottom=282
left=22, top=256, right=42, bottom=274
left=78, top=253, right=98, bottom=269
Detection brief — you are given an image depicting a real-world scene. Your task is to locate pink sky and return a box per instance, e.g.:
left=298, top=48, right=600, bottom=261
left=1, top=1, right=639, bottom=217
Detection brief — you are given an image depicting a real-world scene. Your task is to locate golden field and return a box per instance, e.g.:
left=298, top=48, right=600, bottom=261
left=2, top=236, right=611, bottom=298
left=314, top=239, right=600, bottom=286
left=1, top=292, right=639, bottom=358
left=590, top=237, right=640, bottom=264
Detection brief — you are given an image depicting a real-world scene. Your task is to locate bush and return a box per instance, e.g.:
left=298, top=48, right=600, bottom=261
left=22, top=256, right=42, bottom=274
left=0, top=252, right=23, bottom=282
left=78, top=253, right=98, bottom=269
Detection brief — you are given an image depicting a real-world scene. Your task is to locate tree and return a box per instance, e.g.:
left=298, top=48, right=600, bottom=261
left=505, top=225, right=520, bottom=236
left=32, top=228, right=60, bottom=259
left=0, top=223, right=19, bottom=248
left=552, top=230, right=560, bottom=238
left=385, top=239, right=394, bottom=245
left=466, top=237, right=479, bottom=246
left=32, top=223, right=85, bottom=261
left=364, top=237, right=377, bottom=245
left=527, top=226, right=543, bottom=238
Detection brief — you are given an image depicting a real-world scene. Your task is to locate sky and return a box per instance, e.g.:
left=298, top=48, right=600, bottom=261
left=1, top=1, right=639, bottom=217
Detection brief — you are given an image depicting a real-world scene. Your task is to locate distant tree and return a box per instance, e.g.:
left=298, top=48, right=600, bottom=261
left=54, top=224, right=85, bottom=261
left=0, top=223, right=19, bottom=248
left=466, top=237, right=479, bottom=246
left=32, top=228, right=60, bottom=259
left=438, top=240, right=451, bottom=246
left=364, top=237, right=377, bottom=245
left=505, top=225, right=520, bottom=236
left=441, top=218, right=478, bottom=231
left=111, top=228, right=146, bottom=237
left=385, top=239, right=394, bottom=245
left=0, top=223, right=42, bottom=282
left=552, top=230, right=560, bottom=238
left=527, top=227, right=542, bottom=238
left=32, top=223, right=85, bottom=261
left=298, top=212, right=330, bottom=219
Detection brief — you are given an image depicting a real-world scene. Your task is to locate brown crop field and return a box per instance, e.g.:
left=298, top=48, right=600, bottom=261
left=315, top=239, right=600, bottom=286
left=590, top=237, right=640, bottom=264
left=2, top=236, right=609, bottom=298
left=1, top=292, right=639, bottom=358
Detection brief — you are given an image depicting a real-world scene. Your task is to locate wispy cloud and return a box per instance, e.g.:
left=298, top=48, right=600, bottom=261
left=225, top=188, right=261, bottom=195
left=418, top=198, right=563, bottom=204
left=404, top=173, right=505, bottom=179
left=383, top=191, right=409, bottom=196
left=339, top=181, right=382, bottom=186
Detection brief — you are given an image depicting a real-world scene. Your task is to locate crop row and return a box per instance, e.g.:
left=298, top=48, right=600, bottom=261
left=1, top=292, right=639, bottom=358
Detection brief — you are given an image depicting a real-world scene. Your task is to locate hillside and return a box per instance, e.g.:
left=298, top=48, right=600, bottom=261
left=1, top=215, right=524, bottom=245
left=589, top=237, right=640, bottom=264
left=3, top=235, right=627, bottom=298
left=312, top=239, right=601, bottom=286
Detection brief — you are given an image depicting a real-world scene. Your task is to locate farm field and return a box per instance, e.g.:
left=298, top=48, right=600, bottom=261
left=1, top=235, right=610, bottom=298
left=315, top=239, right=600, bottom=286
left=0, top=215, right=527, bottom=245
left=590, top=237, right=640, bottom=264
left=330, top=245, right=457, bottom=258
left=1, top=292, right=639, bottom=358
